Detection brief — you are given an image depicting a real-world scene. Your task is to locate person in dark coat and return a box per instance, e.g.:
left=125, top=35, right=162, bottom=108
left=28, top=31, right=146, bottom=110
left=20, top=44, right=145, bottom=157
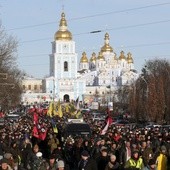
left=139, top=141, right=153, bottom=167
left=82, top=139, right=92, bottom=155
left=73, top=140, right=84, bottom=168
left=96, top=147, right=109, bottom=170
left=78, top=150, right=97, bottom=170
left=9, top=140, right=22, bottom=168
left=52, top=145, right=64, bottom=161
left=91, top=138, right=101, bottom=159
left=109, top=142, right=119, bottom=162
left=25, top=144, right=40, bottom=169
left=21, top=142, right=32, bottom=169
left=48, top=154, right=57, bottom=170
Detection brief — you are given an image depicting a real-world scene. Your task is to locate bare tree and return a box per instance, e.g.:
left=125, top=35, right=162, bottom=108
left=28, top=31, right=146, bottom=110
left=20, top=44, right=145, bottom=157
left=0, top=26, right=17, bottom=71
left=116, top=85, right=129, bottom=113
left=0, top=25, right=22, bottom=111
left=128, top=59, right=170, bottom=123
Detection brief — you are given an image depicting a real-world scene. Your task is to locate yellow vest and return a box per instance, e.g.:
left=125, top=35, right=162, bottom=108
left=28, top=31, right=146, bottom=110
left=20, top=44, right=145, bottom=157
left=157, top=153, right=167, bottom=170
left=128, top=158, right=144, bottom=169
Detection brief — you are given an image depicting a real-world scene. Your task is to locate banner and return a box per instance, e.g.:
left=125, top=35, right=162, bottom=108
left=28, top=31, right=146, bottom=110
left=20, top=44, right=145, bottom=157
left=32, top=112, right=47, bottom=140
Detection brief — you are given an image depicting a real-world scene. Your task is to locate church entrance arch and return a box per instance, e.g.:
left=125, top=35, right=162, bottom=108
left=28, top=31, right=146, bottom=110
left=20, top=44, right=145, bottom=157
left=64, top=94, right=70, bottom=102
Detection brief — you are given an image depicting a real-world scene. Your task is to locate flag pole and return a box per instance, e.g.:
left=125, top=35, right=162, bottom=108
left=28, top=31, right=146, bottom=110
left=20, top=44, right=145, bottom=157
left=52, top=78, right=55, bottom=116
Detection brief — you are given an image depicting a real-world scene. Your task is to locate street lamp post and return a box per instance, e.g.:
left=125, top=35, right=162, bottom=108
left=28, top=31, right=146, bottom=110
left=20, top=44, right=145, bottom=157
left=141, top=76, right=149, bottom=96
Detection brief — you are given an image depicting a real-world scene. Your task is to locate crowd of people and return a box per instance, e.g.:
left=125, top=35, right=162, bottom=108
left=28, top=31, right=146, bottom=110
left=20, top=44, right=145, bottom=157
left=0, top=105, right=170, bottom=170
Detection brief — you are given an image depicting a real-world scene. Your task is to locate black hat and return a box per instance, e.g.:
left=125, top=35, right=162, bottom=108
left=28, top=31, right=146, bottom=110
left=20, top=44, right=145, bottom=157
left=81, top=150, right=89, bottom=157
left=49, top=154, right=56, bottom=159
left=132, top=149, right=139, bottom=154
left=95, top=138, right=101, bottom=143
left=0, top=158, right=9, bottom=164
left=148, top=159, right=155, bottom=166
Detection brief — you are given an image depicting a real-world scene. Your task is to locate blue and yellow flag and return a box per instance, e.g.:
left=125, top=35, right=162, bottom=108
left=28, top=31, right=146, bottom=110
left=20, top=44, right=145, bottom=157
left=75, top=110, right=82, bottom=119
left=51, top=118, right=58, bottom=133
left=47, top=102, right=53, bottom=117
left=57, top=100, right=63, bottom=118
left=47, top=102, right=58, bottom=117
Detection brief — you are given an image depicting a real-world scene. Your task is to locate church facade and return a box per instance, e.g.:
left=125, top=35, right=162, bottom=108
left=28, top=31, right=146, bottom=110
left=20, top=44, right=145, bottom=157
left=44, top=13, right=86, bottom=102
left=43, top=12, right=138, bottom=103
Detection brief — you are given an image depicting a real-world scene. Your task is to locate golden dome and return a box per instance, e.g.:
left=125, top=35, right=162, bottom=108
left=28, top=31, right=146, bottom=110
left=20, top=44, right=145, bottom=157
left=54, top=12, right=72, bottom=41
left=80, top=52, right=88, bottom=63
left=127, top=52, right=134, bottom=63
left=101, top=33, right=113, bottom=53
left=90, top=52, right=97, bottom=62
left=97, top=51, right=105, bottom=60
left=119, top=51, right=126, bottom=60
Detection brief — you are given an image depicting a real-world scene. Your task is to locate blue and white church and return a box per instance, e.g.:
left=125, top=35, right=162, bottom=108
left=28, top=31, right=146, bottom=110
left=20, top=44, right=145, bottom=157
left=44, top=12, right=86, bottom=102
left=43, top=12, right=138, bottom=103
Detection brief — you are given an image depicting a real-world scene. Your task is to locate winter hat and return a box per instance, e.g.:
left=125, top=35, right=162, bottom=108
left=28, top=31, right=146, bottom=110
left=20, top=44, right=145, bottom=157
left=95, top=138, right=101, bottom=143
left=0, top=158, right=9, bottom=164
left=36, top=152, right=42, bottom=158
left=132, top=149, right=139, bottom=154
left=100, top=146, right=108, bottom=152
left=161, top=145, right=167, bottom=152
left=81, top=150, right=89, bottom=157
left=3, top=153, right=12, bottom=159
left=148, top=159, right=155, bottom=166
left=49, top=154, right=56, bottom=160
left=57, top=160, right=65, bottom=168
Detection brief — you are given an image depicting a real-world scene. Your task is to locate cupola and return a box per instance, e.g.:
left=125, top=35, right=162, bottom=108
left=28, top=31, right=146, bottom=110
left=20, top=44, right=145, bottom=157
left=80, top=52, right=88, bottom=63
left=97, top=51, right=105, bottom=61
left=54, top=12, right=72, bottom=41
left=127, top=52, right=134, bottom=63
left=119, top=51, right=126, bottom=60
left=101, top=33, right=113, bottom=53
left=90, top=52, right=97, bottom=62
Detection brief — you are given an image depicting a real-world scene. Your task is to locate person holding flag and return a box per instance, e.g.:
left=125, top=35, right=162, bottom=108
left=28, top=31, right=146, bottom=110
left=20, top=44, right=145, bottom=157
left=100, top=109, right=113, bottom=135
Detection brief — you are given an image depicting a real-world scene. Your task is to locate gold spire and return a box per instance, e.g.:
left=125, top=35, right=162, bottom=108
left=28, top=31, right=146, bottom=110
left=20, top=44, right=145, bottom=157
left=54, top=12, right=72, bottom=41
left=114, top=52, right=117, bottom=60
left=80, top=52, right=88, bottom=63
left=101, top=33, right=113, bottom=53
left=90, top=52, right=97, bottom=62
left=127, top=52, right=134, bottom=63
left=119, top=51, right=126, bottom=60
left=97, top=51, right=105, bottom=60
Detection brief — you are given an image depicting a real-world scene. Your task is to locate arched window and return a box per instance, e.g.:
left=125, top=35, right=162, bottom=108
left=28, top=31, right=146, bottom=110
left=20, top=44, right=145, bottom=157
left=64, top=61, right=68, bottom=71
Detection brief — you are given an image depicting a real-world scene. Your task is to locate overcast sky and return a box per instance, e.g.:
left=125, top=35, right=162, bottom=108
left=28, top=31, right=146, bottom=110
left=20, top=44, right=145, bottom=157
left=1, top=0, right=170, bottom=78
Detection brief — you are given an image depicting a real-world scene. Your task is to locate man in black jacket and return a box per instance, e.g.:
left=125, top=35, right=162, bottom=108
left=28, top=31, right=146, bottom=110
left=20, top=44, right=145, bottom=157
left=78, top=150, right=97, bottom=170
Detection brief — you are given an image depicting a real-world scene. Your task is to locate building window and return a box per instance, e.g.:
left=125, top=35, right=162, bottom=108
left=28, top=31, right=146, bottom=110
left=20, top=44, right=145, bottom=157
left=34, top=85, right=37, bottom=90
left=40, top=85, right=42, bottom=90
left=64, top=61, right=68, bottom=71
left=23, top=85, right=25, bottom=90
left=28, top=85, right=31, bottom=90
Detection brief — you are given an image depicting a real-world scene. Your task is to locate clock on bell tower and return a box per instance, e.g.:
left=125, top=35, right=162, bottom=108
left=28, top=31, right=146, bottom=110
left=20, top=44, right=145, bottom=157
left=62, top=43, right=69, bottom=53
